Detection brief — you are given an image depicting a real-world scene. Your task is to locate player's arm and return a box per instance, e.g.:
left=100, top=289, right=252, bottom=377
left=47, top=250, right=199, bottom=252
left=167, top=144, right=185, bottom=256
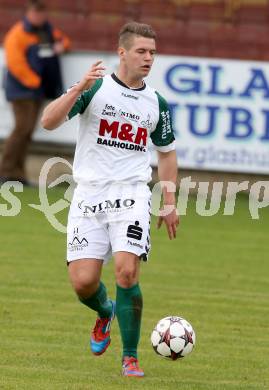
left=157, top=149, right=179, bottom=240
left=151, top=91, right=179, bottom=239
left=41, top=61, right=105, bottom=130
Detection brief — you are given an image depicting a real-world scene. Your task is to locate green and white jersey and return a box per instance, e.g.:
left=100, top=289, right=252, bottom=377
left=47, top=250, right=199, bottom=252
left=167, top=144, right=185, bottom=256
left=67, top=73, right=175, bottom=185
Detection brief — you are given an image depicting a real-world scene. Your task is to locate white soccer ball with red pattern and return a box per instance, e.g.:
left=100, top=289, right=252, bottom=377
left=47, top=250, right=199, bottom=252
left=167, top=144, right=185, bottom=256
left=151, top=316, right=196, bottom=360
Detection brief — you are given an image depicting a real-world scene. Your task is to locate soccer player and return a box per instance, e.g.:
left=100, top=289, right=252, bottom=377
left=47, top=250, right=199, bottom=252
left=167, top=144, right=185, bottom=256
left=41, top=22, right=179, bottom=377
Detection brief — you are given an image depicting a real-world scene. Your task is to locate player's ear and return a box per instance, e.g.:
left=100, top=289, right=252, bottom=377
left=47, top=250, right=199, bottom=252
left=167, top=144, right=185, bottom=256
left=118, top=46, right=126, bottom=60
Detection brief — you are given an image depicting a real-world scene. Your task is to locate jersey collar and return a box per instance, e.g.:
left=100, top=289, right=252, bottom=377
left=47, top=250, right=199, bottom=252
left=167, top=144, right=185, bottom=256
left=111, top=73, right=146, bottom=91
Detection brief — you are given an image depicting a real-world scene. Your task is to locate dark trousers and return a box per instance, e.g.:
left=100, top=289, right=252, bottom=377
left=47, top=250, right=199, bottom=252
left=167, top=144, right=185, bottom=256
left=0, top=99, right=42, bottom=179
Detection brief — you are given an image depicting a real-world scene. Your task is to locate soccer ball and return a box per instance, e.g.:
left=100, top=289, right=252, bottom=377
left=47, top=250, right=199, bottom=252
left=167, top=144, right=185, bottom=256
left=151, top=316, right=196, bottom=360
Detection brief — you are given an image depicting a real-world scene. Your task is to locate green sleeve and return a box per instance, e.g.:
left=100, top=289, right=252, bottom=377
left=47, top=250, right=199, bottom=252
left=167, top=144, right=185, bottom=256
left=68, top=78, right=103, bottom=119
left=150, top=91, right=175, bottom=147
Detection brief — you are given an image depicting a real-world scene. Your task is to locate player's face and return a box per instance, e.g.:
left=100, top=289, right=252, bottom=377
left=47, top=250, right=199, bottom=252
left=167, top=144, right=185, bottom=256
left=122, top=36, right=156, bottom=78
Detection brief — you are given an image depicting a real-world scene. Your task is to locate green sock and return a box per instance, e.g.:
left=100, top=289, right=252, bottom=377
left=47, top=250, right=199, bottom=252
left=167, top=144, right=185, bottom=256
left=78, top=281, right=112, bottom=318
left=116, top=284, right=143, bottom=359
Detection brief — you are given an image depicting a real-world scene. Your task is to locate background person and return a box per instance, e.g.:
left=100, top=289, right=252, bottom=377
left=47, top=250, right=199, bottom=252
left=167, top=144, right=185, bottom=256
left=0, top=0, right=70, bottom=185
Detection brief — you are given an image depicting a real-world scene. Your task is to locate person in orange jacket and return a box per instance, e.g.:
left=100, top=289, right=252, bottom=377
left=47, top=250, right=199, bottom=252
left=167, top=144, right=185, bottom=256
left=0, top=0, right=71, bottom=184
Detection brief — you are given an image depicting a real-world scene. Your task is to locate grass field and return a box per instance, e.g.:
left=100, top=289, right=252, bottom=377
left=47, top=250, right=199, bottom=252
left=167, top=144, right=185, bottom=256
left=0, top=187, right=269, bottom=390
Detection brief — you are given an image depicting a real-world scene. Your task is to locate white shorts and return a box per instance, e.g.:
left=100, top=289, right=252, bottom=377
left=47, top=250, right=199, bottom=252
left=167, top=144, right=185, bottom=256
left=67, top=183, right=151, bottom=264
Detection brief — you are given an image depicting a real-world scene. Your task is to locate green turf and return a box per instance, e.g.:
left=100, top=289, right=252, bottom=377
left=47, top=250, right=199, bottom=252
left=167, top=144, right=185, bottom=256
left=0, top=187, right=268, bottom=390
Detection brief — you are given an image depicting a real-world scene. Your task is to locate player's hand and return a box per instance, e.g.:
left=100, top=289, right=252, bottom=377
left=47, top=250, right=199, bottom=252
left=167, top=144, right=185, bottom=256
left=157, top=206, right=179, bottom=240
left=74, top=61, right=106, bottom=93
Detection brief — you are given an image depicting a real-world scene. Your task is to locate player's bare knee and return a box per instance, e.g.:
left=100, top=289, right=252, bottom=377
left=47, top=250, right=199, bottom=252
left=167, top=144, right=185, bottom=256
left=69, top=270, right=99, bottom=297
left=73, top=279, right=99, bottom=298
left=115, top=266, right=138, bottom=288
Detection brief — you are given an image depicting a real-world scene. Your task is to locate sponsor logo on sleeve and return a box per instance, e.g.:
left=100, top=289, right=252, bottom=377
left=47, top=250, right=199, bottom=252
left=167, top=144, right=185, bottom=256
left=161, top=110, right=172, bottom=139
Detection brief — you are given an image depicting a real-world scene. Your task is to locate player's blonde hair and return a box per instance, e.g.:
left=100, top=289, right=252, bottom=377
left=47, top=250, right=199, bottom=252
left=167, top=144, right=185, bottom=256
left=119, top=22, right=156, bottom=49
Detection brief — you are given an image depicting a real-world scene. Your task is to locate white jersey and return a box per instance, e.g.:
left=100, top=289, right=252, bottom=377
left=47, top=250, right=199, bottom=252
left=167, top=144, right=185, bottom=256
left=67, top=73, right=175, bottom=186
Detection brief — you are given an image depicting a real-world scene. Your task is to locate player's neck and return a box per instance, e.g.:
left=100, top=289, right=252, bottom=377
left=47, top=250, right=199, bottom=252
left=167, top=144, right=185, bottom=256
left=115, top=70, right=144, bottom=89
